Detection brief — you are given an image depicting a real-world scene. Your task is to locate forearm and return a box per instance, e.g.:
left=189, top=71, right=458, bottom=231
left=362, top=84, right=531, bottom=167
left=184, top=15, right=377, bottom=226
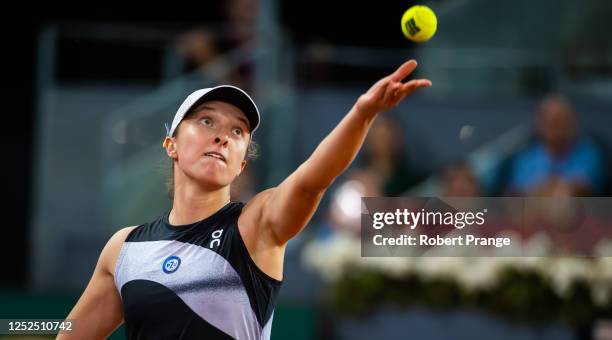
left=295, top=104, right=377, bottom=191
left=260, top=60, right=429, bottom=244
left=290, top=60, right=430, bottom=193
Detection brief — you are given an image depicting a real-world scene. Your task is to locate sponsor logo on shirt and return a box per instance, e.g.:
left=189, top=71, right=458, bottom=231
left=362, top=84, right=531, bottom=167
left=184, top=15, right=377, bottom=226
left=209, top=229, right=224, bottom=249
left=162, top=255, right=181, bottom=273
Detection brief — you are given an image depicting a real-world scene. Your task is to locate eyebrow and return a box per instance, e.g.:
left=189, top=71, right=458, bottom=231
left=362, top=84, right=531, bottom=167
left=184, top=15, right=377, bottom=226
left=192, top=104, right=250, bottom=130
left=233, top=115, right=250, bottom=131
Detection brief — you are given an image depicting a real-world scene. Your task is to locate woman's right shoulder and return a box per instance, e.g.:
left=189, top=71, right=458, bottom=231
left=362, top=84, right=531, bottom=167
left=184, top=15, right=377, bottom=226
left=101, top=226, right=139, bottom=274
left=108, top=226, right=139, bottom=247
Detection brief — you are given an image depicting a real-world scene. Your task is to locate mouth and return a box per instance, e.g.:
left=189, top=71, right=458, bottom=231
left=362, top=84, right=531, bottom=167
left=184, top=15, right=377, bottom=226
left=203, top=151, right=226, bottom=163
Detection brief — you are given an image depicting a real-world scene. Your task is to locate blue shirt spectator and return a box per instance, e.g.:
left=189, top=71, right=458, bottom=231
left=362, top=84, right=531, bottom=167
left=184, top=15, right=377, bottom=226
left=509, top=138, right=605, bottom=195
left=506, top=94, right=607, bottom=196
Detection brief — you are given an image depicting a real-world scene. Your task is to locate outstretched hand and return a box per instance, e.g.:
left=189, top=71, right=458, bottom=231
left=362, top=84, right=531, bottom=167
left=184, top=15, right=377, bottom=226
left=355, top=59, right=432, bottom=115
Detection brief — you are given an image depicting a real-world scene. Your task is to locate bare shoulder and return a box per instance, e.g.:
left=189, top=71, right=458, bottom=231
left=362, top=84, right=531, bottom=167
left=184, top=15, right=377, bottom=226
left=109, top=226, right=137, bottom=244
left=100, top=226, right=138, bottom=274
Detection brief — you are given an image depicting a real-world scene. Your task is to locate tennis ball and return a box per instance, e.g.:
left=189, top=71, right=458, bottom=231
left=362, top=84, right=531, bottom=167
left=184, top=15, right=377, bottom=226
left=401, top=5, right=437, bottom=43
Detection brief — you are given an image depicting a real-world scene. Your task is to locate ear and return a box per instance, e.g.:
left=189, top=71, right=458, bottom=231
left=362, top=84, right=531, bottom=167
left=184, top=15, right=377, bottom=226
left=238, top=159, right=247, bottom=176
left=163, top=137, right=178, bottom=160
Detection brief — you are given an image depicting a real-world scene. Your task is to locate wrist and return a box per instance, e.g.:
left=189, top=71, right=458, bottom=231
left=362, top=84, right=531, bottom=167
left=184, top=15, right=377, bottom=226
left=353, top=98, right=379, bottom=121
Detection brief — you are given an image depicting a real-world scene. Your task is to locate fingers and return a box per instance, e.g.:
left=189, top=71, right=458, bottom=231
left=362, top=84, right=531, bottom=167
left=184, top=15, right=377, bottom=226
left=390, top=59, right=418, bottom=82
left=382, top=82, right=399, bottom=104
left=381, top=78, right=431, bottom=105
left=393, top=79, right=432, bottom=105
left=365, top=61, right=431, bottom=111
left=401, top=79, right=432, bottom=92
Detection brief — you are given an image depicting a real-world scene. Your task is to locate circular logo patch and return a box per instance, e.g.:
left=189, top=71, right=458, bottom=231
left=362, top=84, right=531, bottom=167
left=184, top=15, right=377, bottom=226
left=162, top=255, right=181, bottom=274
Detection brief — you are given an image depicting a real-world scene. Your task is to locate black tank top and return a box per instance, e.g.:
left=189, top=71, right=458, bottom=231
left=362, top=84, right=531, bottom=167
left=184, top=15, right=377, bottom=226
left=114, top=202, right=282, bottom=340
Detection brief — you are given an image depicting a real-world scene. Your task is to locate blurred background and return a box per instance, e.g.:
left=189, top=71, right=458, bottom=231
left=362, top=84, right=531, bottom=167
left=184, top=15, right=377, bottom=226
left=2, top=0, right=612, bottom=338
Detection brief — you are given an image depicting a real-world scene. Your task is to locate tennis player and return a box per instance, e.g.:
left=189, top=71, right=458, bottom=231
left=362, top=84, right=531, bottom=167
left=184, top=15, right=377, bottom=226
left=58, top=59, right=431, bottom=340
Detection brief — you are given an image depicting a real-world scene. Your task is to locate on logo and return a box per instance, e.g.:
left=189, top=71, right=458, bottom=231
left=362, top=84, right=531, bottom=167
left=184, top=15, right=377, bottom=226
left=209, top=229, right=223, bottom=249
left=162, top=255, right=181, bottom=274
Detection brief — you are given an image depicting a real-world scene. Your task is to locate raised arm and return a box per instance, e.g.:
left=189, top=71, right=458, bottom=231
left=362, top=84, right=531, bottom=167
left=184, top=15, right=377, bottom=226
left=57, top=227, right=135, bottom=340
left=244, top=60, right=431, bottom=247
left=286, top=60, right=430, bottom=192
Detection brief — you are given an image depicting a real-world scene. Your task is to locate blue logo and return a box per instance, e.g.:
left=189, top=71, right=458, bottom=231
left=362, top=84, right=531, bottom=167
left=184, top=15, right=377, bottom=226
left=162, top=255, right=181, bottom=274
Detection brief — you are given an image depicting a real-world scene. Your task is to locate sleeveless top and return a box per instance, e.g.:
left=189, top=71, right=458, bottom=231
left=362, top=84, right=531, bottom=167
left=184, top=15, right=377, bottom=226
left=114, top=202, right=282, bottom=339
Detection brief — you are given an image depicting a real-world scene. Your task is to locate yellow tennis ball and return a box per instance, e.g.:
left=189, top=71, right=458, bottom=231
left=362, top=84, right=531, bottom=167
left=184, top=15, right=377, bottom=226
left=401, top=5, right=437, bottom=43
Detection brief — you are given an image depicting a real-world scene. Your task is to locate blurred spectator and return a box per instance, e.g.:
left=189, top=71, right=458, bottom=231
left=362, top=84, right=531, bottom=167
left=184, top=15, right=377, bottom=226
left=505, top=94, right=606, bottom=196
left=325, top=114, right=427, bottom=236
left=223, top=0, right=257, bottom=47
left=176, top=29, right=222, bottom=74
left=175, top=0, right=258, bottom=88
left=361, top=113, right=427, bottom=196
left=441, top=161, right=481, bottom=197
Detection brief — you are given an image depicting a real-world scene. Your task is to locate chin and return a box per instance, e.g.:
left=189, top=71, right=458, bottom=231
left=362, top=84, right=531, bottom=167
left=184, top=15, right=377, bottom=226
left=193, top=173, right=233, bottom=191
left=182, top=162, right=235, bottom=189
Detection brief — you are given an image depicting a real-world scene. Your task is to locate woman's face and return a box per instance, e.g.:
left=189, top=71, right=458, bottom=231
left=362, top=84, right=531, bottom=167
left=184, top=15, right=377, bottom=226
left=169, top=100, right=251, bottom=190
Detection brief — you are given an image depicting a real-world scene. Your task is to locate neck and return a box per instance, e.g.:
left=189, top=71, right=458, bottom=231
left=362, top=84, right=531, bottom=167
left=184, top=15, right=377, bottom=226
left=169, top=176, right=231, bottom=226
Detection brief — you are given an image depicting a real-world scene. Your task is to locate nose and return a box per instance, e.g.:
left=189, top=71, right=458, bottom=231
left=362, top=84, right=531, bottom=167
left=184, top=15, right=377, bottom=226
left=214, top=134, right=229, bottom=146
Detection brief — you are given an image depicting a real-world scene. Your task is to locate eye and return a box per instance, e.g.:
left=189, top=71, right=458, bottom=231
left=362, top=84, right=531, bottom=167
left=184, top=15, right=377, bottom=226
left=232, top=128, right=243, bottom=136
left=201, top=117, right=213, bottom=126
